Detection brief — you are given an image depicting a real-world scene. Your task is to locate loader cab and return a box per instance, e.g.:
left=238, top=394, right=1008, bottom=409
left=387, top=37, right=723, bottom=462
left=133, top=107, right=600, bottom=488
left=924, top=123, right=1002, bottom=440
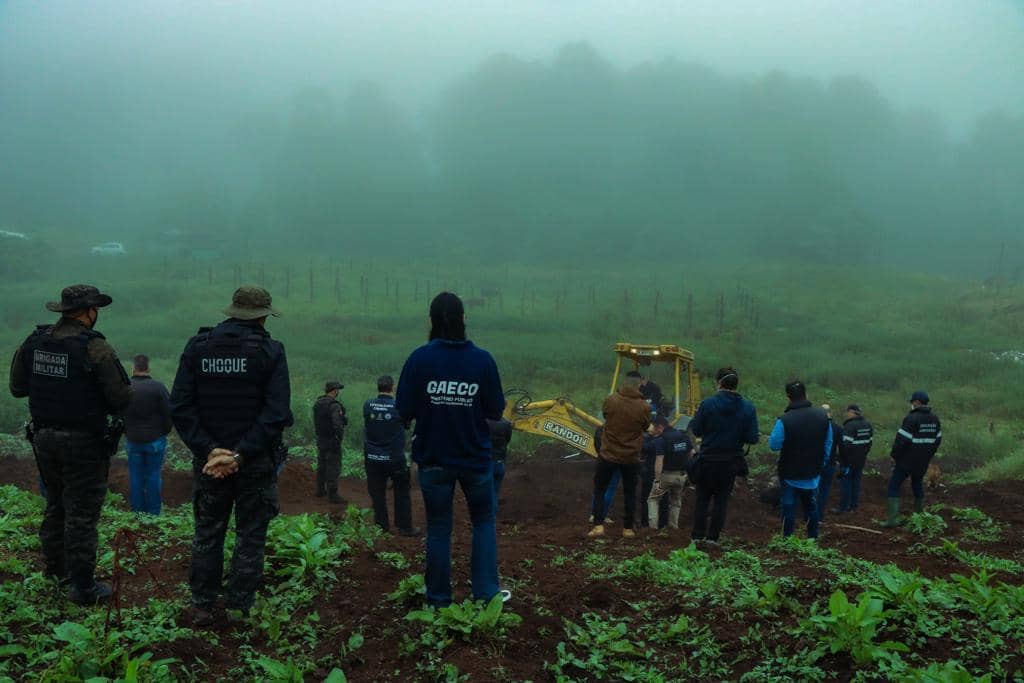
left=610, top=343, right=701, bottom=431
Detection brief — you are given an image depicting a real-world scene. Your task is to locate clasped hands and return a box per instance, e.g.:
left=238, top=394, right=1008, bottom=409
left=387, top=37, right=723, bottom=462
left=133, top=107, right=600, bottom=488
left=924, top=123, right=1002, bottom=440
left=204, top=448, right=239, bottom=479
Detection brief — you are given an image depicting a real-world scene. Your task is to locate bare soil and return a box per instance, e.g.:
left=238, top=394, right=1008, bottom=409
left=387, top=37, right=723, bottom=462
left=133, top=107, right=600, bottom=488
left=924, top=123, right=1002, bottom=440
left=2, top=446, right=1022, bottom=681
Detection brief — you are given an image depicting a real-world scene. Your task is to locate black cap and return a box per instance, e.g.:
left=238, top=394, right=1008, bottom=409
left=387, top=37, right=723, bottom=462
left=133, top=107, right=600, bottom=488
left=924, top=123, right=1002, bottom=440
left=910, top=390, right=930, bottom=404
left=846, top=403, right=861, bottom=414
left=46, top=284, right=113, bottom=313
left=325, top=380, right=344, bottom=393
left=652, top=415, right=669, bottom=428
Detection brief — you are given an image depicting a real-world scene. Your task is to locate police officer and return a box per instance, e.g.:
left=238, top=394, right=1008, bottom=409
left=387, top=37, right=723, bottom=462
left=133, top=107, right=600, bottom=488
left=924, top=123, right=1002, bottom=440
left=364, top=375, right=419, bottom=535
left=835, top=404, right=873, bottom=514
left=768, top=380, right=832, bottom=540
left=313, top=380, right=347, bottom=503
left=882, top=391, right=941, bottom=527
left=8, top=285, right=132, bottom=604
left=640, top=417, right=670, bottom=529
left=647, top=420, right=695, bottom=530
left=170, top=286, right=293, bottom=625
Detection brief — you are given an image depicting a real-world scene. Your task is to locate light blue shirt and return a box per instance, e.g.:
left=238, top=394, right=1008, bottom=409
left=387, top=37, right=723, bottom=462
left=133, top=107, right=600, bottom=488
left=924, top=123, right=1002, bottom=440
left=768, top=419, right=833, bottom=490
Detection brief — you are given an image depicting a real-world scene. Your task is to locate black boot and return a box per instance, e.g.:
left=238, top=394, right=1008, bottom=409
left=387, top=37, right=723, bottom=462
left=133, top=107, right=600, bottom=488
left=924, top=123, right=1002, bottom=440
left=68, top=581, right=112, bottom=606
left=327, top=490, right=345, bottom=505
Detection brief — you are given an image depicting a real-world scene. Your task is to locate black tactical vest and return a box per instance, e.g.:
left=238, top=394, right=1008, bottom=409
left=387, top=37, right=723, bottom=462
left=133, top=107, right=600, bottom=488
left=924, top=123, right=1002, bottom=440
left=661, top=427, right=693, bottom=472
left=188, top=322, right=271, bottom=449
left=22, top=325, right=108, bottom=433
left=778, top=401, right=830, bottom=480
left=313, top=396, right=343, bottom=444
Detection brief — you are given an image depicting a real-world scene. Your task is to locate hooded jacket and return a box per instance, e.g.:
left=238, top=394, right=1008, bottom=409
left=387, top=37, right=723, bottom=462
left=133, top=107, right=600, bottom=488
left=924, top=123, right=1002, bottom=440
left=689, top=390, right=759, bottom=462
left=600, top=385, right=651, bottom=465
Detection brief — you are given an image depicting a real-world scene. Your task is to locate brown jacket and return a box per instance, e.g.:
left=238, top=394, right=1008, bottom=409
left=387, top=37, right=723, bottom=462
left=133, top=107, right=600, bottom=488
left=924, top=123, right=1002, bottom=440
left=600, top=385, right=651, bottom=464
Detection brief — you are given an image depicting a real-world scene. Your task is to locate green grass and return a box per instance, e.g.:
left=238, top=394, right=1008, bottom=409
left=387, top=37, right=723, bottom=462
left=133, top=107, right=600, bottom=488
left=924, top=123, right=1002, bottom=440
left=3, top=257, right=1024, bottom=476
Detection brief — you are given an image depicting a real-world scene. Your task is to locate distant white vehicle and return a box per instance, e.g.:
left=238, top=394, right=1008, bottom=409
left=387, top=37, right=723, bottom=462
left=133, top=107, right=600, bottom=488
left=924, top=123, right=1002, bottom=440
left=91, top=242, right=126, bottom=255
left=0, top=230, right=28, bottom=240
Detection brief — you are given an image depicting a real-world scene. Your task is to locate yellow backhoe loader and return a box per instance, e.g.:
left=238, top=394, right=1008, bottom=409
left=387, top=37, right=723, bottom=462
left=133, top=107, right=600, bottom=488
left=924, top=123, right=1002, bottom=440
left=503, top=343, right=700, bottom=458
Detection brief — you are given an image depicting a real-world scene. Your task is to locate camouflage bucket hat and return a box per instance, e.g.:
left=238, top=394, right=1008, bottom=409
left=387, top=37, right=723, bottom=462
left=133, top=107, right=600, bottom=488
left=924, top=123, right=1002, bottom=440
left=223, top=286, right=280, bottom=320
left=46, top=284, right=113, bottom=312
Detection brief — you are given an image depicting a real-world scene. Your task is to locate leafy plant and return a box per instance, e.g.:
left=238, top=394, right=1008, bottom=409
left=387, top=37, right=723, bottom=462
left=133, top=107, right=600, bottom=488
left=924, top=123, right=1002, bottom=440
left=375, top=551, right=410, bottom=570
left=387, top=574, right=425, bottom=604
left=905, top=512, right=948, bottom=539
left=950, top=507, right=1005, bottom=543
left=799, top=591, right=908, bottom=666
left=898, top=660, right=991, bottom=682
left=548, top=613, right=647, bottom=681
left=335, top=505, right=381, bottom=549
left=254, top=655, right=309, bottom=682
left=406, top=595, right=521, bottom=645
left=268, top=514, right=343, bottom=585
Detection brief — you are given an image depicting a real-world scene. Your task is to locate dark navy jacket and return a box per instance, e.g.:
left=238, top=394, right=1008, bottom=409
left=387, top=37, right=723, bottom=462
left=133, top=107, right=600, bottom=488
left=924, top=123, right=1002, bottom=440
left=840, top=416, right=874, bottom=469
left=891, top=406, right=942, bottom=477
left=661, top=427, right=695, bottom=472
left=395, top=338, right=504, bottom=472
left=641, top=433, right=664, bottom=473
left=363, top=394, right=406, bottom=465
left=689, top=390, right=759, bottom=461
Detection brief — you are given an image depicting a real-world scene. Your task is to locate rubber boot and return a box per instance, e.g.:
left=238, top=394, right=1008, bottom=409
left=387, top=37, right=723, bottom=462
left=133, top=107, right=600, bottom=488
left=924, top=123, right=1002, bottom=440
left=913, top=497, right=924, bottom=514
left=880, top=498, right=903, bottom=527
left=647, top=499, right=660, bottom=530
left=668, top=505, right=681, bottom=530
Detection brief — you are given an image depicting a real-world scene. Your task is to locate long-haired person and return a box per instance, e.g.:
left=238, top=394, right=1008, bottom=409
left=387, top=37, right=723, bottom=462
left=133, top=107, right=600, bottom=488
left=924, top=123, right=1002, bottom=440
left=395, top=292, right=506, bottom=607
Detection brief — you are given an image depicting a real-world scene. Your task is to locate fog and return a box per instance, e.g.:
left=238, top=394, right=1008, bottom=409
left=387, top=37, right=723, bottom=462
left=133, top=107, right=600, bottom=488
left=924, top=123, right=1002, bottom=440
left=2, top=0, right=1023, bottom=277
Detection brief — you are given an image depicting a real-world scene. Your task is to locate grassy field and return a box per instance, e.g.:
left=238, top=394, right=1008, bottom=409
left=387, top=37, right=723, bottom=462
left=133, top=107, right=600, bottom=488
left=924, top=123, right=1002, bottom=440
left=2, top=257, right=1024, bottom=681
left=2, top=255, right=1022, bottom=481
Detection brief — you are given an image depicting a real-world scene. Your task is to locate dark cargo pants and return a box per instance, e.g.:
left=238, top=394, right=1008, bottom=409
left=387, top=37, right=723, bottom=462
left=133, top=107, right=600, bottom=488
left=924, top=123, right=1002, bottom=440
left=316, top=442, right=342, bottom=495
left=33, top=429, right=110, bottom=590
left=691, top=459, right=739, bottom=542
left=190, top=468, right=279, bottom=611
left=365, top=459, right=413, bottom=532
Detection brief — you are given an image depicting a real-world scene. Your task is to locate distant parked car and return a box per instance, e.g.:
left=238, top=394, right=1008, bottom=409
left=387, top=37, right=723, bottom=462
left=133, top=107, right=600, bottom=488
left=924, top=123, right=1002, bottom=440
left=91, top=242, right=126, bottom=255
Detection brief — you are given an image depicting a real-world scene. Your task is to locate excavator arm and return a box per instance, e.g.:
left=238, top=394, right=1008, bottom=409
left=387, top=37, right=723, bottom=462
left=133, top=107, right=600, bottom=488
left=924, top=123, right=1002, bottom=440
left=503, top=393, right=603, bottom=458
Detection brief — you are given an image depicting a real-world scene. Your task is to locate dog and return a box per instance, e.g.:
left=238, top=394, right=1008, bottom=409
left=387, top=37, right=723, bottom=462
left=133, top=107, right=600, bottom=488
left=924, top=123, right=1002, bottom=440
left=925, top=463, right=942, bottom=489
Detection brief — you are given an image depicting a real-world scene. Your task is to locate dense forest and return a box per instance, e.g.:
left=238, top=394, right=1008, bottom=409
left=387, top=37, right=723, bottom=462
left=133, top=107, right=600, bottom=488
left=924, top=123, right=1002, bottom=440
left=2, top=43, right=1022, bottom=276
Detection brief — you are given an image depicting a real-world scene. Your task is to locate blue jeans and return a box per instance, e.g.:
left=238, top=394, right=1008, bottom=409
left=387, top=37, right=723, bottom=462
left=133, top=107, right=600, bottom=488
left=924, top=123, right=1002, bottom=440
left=887, top=465, right=924, bottom=499
left=493, top=460, right=506, bottom=499
left=418, top=465, right=499, bottom=607
left=780, top=483, right=818, bottom=539
left=838, top=466, right=863, bottom=511
left=817, top=462, right=836, bottom=519
left=126, top=437, right=166, bottom=515
left=590, top=469, right=620, bottom=520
